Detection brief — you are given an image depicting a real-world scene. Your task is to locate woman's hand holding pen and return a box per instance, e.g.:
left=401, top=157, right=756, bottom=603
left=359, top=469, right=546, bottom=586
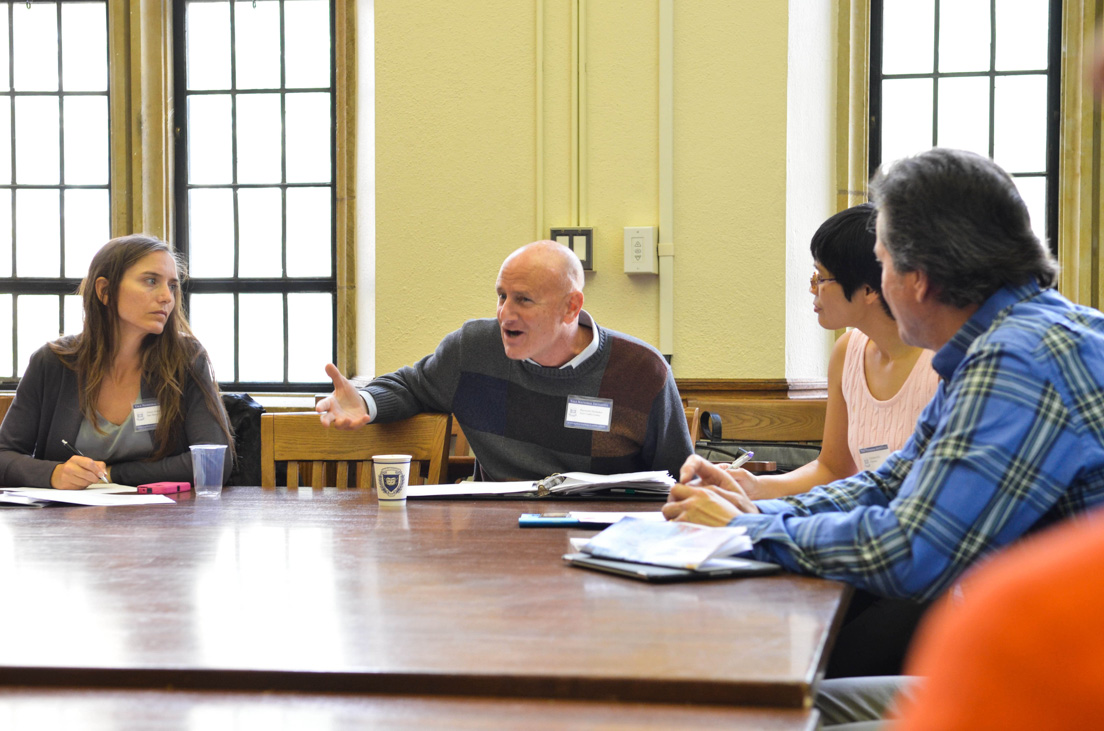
left=721, top=451, right=769, bottom=500
left=51, top=455, right=109, bottom=490
left=662, top=454, right=760, bottom=526
left=725, top=466, right=768, bottom=500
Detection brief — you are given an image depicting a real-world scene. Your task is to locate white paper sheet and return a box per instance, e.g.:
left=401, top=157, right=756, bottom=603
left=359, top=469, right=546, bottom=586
left=406, top=482, right=537, bottom=497
left=567, top=511, right=666, bottom=525
left=0, top=486, right=173, bottom=506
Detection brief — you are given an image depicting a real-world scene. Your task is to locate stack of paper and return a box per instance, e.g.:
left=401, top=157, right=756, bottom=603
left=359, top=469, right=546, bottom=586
left=537, top=470, right=675, bottom=496
left=0, top=485, right=174, bottom=507
left=579, top=517, right=752, bottom=570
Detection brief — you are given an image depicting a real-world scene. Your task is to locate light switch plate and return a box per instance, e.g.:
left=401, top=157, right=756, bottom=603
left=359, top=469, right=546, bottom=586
left=623, top=226, right=658, bottom=274
left=550, top=227, right=594, bottom=270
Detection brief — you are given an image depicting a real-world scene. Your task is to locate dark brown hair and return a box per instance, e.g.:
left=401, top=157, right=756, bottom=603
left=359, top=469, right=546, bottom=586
left=49, top=234, right=233, bottom=461
left=870, top=148, right=1058, bottom=307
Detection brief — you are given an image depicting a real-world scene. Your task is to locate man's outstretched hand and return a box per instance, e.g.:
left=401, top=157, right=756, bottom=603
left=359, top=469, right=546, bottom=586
left=316, top=363, right=371, bottom=429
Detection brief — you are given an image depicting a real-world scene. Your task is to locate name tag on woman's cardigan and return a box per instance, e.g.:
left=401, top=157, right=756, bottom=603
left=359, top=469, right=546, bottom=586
left=133, top=401, right=161, bottom=432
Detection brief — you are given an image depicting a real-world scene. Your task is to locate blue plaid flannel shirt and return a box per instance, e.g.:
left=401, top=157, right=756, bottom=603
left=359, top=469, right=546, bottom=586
left=735, top=281, right=1104, bottom=601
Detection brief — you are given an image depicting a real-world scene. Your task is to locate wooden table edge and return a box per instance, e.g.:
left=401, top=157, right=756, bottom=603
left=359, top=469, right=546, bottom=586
left=0, top=666, right=813, bottom=708
left=805, top=582, right=855, bottom=695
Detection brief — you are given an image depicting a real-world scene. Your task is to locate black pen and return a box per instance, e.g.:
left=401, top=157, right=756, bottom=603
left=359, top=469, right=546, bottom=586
left=61, top=439, right=110, bottom=484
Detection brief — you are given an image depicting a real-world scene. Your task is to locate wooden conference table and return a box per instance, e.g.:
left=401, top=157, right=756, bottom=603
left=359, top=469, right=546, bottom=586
left=0, top=487, right=850, bottom=728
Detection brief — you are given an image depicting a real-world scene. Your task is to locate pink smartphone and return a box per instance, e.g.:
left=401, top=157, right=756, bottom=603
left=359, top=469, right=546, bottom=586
left=137, top=481, right=191, bottom=494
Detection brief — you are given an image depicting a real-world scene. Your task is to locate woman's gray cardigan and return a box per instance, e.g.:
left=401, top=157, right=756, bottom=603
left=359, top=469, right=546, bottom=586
left=0, top=344, right=232, bottom=487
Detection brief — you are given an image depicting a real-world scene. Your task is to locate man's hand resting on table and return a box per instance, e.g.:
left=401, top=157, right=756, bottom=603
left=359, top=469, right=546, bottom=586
left=661, top=454, right=760, bottom=526
left=316, top=363, right=371, bottom=430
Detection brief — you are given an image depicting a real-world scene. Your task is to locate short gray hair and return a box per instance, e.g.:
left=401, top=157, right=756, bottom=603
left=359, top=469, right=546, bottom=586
left=870, top=148, right=1057, bottom=308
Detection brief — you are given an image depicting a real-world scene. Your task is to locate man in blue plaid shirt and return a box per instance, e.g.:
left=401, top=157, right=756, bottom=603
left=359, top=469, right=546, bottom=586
left=665, top=148, right=1104, bottom=676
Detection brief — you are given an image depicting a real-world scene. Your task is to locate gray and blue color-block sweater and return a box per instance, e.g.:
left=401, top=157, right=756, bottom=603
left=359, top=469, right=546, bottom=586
left=364, top=317, right=693, bottom=481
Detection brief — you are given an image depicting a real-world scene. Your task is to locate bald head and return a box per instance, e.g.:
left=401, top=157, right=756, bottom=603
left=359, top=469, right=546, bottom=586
left=495, top=240, right=588, bottom=366
left=500, top=240, right=584, bottom=297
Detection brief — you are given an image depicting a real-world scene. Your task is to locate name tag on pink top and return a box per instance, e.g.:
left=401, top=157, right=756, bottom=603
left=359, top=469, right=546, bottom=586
left=859, top=443, right=891, bottom=471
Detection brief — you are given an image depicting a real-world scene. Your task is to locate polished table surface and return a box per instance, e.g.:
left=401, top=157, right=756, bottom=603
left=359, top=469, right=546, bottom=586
left=0, top=487, right=849, bottom=710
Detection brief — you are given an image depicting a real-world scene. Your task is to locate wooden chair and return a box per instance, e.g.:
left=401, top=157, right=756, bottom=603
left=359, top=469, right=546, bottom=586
left=687, top=399, right=826, bottom=442
left=260, top=412, right=452, bottom=488
left=684, top=406, right=701, bottom=443
left=446, top=420, right=476, bottom=483
left=688, top=398, right=827, bottom=474
left=0, top=393, right=13, bottom=425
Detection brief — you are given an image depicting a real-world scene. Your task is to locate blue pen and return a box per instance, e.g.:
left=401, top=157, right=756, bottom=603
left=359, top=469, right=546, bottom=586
left=61, top=439, right=110, bottom=484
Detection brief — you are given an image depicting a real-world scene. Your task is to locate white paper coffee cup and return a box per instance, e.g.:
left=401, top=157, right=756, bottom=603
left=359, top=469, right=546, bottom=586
left=372, top=454, right=411, bottom=501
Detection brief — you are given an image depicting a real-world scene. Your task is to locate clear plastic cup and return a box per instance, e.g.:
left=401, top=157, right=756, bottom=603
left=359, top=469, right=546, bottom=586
left=190, top=444, right=227, bottom=498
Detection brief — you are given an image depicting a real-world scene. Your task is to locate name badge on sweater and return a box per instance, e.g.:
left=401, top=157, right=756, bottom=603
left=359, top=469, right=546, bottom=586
left=133, top=401, right=161, bottom=432
left=859, top=444, right=891, bottom=471
left=564, top=396, right=613, bottom=432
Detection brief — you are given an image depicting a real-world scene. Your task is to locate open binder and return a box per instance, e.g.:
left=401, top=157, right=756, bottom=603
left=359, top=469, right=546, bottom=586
left=406, top=470, right=675, bottom=500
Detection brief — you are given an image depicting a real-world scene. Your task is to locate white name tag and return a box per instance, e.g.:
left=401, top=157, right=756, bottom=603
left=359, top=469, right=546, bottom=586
left=564, top=396, right=613, bottom=432
left=133, top=401, right=161, bottom=432
left=859, top=443, right=891, bottom=472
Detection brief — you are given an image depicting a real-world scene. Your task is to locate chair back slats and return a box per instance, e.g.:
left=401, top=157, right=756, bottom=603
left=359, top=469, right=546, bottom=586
left=684, top=406, right=701, bottom=443
left=311, top=461, right=326, bottom=488
left=260, top=412, right=452, bottom=488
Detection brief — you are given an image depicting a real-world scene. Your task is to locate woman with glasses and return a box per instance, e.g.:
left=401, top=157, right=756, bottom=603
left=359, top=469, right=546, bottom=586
left=735, top=203, right=939, bottom=499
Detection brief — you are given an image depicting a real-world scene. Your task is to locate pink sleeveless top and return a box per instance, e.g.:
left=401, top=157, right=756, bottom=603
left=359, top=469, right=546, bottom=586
left=840, top=329, right=940, bottom=472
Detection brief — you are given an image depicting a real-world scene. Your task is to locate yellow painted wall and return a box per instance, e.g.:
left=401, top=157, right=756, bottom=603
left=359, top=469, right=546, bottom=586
left=374, top=0, right=538, bottom=372
left=670, top=1, right=788, bottom=376
left=373, top=0, right=790, bottom=378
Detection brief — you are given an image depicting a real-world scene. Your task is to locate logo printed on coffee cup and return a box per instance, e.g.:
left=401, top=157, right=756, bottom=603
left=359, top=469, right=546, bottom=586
left=379, top=467, right=406, bottom=497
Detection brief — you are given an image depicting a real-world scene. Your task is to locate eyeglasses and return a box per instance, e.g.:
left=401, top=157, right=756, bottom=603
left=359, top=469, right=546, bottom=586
left=810, top=272, right=839, bottom=291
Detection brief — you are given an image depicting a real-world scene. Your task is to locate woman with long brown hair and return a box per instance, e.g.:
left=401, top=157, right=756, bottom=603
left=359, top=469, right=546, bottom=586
left=0, top=234, right=233, bottom=488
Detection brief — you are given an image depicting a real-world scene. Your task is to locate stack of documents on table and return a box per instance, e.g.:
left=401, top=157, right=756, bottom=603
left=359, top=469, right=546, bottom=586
left=407, top=470, right=675, bottom=499
left=537, top=471, right=675, bottom=496
left=576, top=517, right=753, bottom=570
left=0, top=485, right=174, bottom=507
left=562, top=517, right=777, bottom=582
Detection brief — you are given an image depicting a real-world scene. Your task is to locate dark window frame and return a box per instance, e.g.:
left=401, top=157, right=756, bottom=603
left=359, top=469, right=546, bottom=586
left=172, top=0, right=337, bottom=392
left=868, top=0, right=1063, bottom=255
left=0, top=0, right=111, bottom=384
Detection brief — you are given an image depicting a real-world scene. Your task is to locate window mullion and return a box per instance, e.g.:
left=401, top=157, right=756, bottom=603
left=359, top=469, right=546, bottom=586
left=56, top=0, right=64, bottom=280
left=987, top=0, right=996, bottom=160
left=174, top=0, right=340, bottom=392
left=931, top=0, right=940, bottom=149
